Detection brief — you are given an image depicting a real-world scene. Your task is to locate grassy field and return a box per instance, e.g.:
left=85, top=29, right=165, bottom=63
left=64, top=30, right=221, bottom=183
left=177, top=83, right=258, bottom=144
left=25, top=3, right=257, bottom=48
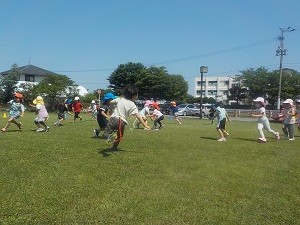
left=0, top=112, right=299, bottom=224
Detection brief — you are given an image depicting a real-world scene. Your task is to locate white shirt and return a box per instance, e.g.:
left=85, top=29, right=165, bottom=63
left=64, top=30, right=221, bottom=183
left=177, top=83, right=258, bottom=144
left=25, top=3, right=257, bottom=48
left=152, top=109, right=163, bottom=118
left=110, top=97, right=138, bottom=124
left=139, top=106, right=150, bottom=117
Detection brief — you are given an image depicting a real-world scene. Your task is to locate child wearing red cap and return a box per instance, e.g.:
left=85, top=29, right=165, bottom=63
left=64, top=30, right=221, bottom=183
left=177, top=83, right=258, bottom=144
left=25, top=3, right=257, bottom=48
left=1, top=93, right=24, bottom=132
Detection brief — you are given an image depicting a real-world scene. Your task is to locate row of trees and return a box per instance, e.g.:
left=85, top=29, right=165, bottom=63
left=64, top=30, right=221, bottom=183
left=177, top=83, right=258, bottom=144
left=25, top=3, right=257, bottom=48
left=228, top=67, right=300, bottom=107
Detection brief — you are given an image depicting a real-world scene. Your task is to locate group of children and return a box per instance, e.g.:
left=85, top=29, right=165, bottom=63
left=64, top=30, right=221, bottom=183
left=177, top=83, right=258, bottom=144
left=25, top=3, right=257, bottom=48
left=214, top=96, right=300, bottom=143
left=1, top=93, right=85, bottom=133
left=2, top=88, right=300, bottom=149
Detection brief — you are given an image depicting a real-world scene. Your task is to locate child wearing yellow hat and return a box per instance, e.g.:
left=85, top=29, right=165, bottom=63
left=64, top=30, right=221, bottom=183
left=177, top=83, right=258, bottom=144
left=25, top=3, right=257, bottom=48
left=32, top=96, right=50, bottom=132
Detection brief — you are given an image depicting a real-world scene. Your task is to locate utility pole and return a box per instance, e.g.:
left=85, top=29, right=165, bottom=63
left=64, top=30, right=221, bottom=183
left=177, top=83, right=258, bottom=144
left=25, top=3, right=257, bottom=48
left=276, top=27, right=295, bottom=110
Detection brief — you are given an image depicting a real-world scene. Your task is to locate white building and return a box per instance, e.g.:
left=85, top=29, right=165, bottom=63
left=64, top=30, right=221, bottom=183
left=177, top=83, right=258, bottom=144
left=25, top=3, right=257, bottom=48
left=1, top=64, right=88, bottom=96
left=194, top=76, right=236, bottom=102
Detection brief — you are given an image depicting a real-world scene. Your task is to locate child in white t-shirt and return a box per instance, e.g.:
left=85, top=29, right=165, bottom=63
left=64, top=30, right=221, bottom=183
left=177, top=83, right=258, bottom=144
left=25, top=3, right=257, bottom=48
left=150, top=108, right=164, bottom=130
left=251, top=97, right=280, bottom=142
left=102, top=85, right=151, bottom=150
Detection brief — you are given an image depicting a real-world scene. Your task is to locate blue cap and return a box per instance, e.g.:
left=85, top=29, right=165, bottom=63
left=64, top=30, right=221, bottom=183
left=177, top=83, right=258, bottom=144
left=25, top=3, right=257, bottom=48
left=102, top=93, right=117, bottom=102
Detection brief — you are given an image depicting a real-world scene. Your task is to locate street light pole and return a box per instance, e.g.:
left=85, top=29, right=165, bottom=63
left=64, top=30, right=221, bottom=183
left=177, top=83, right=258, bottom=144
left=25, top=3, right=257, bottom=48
left=276, top=27, right=296, bottom=110
left=199, top=66, right=208, bottom=119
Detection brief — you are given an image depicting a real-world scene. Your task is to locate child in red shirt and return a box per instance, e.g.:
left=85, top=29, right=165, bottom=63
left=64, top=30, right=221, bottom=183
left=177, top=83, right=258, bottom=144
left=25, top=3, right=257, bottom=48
left=72, top=96, right=83, bottom=122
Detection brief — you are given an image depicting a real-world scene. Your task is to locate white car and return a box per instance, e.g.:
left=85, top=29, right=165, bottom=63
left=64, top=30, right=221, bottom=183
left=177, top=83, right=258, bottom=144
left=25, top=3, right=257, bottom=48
left=191, top=104, right=213, bottom=117
left=177, top=104, right=195, bottom=116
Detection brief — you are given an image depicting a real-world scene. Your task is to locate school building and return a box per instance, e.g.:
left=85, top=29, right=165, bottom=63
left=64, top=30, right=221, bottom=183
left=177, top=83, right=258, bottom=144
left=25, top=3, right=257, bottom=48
left=194, top=76, right=237, bottom=103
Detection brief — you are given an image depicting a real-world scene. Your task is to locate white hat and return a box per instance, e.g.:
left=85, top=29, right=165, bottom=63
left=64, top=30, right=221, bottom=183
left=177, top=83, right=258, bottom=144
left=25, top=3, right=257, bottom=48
left=74, top=96, right=80, bottom=101
left=91, top=100, right=95, bottom=103
left=283, top=99, right=293, bottom=105
left=253, top=97, right=265, bottom=104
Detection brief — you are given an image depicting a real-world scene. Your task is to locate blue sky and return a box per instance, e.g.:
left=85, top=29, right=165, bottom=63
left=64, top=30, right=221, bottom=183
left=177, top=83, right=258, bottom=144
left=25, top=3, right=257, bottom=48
left=1, top=0, right=299, bottom=95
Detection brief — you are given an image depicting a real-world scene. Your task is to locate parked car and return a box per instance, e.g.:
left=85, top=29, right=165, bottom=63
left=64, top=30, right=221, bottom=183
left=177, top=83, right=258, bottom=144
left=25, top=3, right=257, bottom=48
left=177, top=104, right=195, bottom=116
left=159, top=103, right=171, bottom=114
left=191, top=104, right=213, bottom=117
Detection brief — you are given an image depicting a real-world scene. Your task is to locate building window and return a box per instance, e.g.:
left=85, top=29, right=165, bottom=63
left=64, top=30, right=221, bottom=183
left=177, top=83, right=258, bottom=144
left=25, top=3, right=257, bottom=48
left=25, top=74, right=35, bottom=82
left=208, top=81, right=217, bottom=87
left=196, top=90, right=205, bottom=95
left=197, top=81, right=205, bottom=86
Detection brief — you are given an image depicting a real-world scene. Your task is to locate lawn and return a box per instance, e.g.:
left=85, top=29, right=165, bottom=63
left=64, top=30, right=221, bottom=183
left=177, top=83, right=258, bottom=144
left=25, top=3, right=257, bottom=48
left=0, top=112, right=299, bottom=224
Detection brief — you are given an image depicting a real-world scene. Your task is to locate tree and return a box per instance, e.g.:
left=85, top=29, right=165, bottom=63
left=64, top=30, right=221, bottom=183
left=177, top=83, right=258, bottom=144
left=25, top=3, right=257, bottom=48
left=238, top=67, right=300, bottom=107
left=30, top=74, right=75, bottom=110
left=108, top=62, right=147, bottom=95
left=228, top=84, right=247, bottom=105
left=0, top=64, right=21, bottom=104
left=108, top=62, right=188, bottom=100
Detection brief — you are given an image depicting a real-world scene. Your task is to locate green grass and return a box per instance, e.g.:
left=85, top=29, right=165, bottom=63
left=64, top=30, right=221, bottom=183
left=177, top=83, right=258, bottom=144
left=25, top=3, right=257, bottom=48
left=0, top=112, right=299, bottom=224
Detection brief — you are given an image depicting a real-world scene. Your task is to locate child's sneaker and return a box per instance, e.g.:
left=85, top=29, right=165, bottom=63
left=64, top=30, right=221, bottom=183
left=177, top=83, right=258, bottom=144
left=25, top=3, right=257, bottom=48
left=45, top=126, right=50, bottom=132
left=93, top=129, right=100, bottom=138
left=18, top=122, right=22, bottom=130
left=106, top=134, right=117, bottom=146
left=1, top=128, right=6, bottom=132
left=275, top=132, right=280, bottom=140
left=289, top=137, right=295, bottom=141
left=258, top=137, right=267, bottom=143
left=36, top=128, right=44, bottom=132
left=80, top=116, right=83, bottom=121
left=217, top=138, right=226, bottom=142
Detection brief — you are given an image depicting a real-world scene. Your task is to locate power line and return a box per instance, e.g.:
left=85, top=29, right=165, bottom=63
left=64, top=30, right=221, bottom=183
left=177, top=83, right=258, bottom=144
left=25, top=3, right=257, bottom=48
left=50, top=38, right=278, bottom=73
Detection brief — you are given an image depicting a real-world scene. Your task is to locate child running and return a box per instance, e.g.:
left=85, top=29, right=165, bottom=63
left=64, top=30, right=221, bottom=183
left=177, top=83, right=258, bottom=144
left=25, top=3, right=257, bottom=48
left=32, top=96, right=50, bottom=132
left=135, top=100, right=152, bottom=129
left=150, top=107, right=165, bottom=130
left=170, top=101, right=182, bottom=124
left=72, top=96, right=83, bottom=122
left=1, top=93, right=24, bottom=132
left=282, top=99, right=296, bottom=140
left=251, top=97, right=280, bottom=142
left=54, top=101, right=68, bottom=126
left=93, top=93, right=116, bottom=138
left=213, top=102, right=230, bottom=141
left=102, top=85, right=151, bottom=150
left=296, top=99, right=300, bottom=134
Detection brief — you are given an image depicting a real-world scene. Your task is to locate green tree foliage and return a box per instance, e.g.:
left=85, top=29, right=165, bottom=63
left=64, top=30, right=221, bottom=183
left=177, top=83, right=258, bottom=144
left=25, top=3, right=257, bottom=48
left=30, top=74, right=75, bottom=110
left=239, top=67, right=300, bottom=106
left=0, top=64, right=21, bottom=104
left=228, top=84, right=248, bottom=105
left=108, top=62, right=188, bottom=100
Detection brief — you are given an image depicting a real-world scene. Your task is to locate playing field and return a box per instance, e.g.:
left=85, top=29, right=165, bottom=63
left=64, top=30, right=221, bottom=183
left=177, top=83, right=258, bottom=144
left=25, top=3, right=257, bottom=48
left=0, top=112, right=299, bottom=224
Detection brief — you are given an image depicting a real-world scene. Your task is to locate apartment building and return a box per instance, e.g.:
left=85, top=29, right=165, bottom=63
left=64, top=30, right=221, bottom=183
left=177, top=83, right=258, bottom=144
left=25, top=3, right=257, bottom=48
left=194, top=76, right=236, bottom=102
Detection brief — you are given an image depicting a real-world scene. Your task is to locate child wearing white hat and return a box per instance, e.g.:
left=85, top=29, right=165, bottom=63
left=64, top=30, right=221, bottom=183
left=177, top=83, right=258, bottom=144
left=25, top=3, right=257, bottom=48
left=296, top=99, right=300, bottom=134
left=282, top=99, right=296, bottom=140
left=251, top=97, right=280, bottom=142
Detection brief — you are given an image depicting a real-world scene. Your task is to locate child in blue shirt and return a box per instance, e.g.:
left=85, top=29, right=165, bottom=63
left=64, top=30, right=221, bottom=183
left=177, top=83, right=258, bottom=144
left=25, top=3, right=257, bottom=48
left=1, top=93, right=25, bottom=132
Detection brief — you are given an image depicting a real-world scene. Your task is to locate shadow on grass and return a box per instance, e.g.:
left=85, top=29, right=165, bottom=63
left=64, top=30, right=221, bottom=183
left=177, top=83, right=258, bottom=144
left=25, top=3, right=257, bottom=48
left=198, top=136, right=217, bottom=140
left=1, top=130, right=22, bottom=133
left=233, top=137, right=257, bottom=142
left=98, top=148, right=123, bottom=157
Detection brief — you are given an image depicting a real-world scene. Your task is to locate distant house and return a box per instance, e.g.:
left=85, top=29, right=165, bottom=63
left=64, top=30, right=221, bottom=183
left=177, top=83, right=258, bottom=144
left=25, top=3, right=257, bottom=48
left=0, top=64, right=88, bottom=96
left=0, top=64, right=58, bottom=83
